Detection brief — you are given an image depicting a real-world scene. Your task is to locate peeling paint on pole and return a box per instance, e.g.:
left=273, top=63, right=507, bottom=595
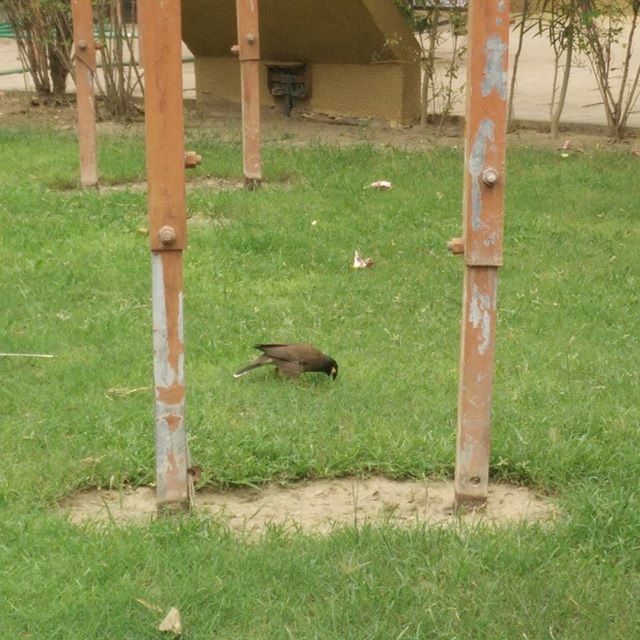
left=481, top=36, right=508, bottom=99
left=141, top=0, right=190, bottom=511
left=152, top=253, right=188, bottom=508
left=469, top=284, right=493, bottom=355
left=454, top=0, right=509, bottom=508
left=469, top=118, right=495, bottom=232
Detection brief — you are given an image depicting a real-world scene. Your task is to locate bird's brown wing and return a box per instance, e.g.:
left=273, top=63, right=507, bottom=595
left=255, top=343, right=321, bottom=365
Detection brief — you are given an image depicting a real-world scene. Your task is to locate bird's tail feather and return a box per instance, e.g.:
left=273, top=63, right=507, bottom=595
left=233, top=363, right=261, bottom=378
left=233, top=356, right=271, bottom=378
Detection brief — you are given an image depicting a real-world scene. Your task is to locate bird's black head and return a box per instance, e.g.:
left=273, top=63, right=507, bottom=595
left=325, top=357, right=338, bottom=380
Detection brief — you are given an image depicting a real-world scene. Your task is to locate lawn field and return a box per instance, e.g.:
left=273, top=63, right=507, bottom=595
left=1, top=121, right=639, bottom=638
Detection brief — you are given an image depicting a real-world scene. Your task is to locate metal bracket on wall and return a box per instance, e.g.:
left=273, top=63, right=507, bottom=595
left=267, top=64, right=311, bottom=116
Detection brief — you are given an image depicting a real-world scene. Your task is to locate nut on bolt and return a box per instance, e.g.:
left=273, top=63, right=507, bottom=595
left=447, top=237, right=465, bottom=254
left=77, top=39, right=88, bottom=50
left=481, top=167, right=499, bottom=187
left=230, top=44, right=240, bottom=55
left=246, top=32, right=256, bottom=44
left=184, top=151, right=202, bottom=169
left=158, top=225, right=177, bottom=246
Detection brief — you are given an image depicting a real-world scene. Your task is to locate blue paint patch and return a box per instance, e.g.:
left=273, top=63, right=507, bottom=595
left=469, top=119, right=495, bottom=231
left=469, top=284, right=493, bottom=355
left=482, top=35, right=508, bottom=99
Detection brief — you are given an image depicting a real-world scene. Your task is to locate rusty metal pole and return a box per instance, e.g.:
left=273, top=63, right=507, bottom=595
left=232, top=0, right=262, bottom=187
left=450, top=0, right=510, bottom=508
left=71, top=0, right=98, bottom=187
left=139, top=0, right=190, bottom=512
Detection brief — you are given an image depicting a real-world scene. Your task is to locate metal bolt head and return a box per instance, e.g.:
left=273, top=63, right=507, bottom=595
left=77, top=39, right=88, bottom=50
left=184, top=150, right=202, bottom=169
left=481, top=167, right=499, bottom=186
left=447, top=237, right=465, bottom=255
left=158, top=225, right=176, bottom=245
left=246, top=32, right=256, bottom=44
left=230, top=44, right=240, bottom=56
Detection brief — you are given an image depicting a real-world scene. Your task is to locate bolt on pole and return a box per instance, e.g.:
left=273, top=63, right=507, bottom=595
left=450, top=0, right=510, bottom=508
left=232, top=0, right=262, bottom=188
left=139, top=0, right=190, bottom=512
left=71, top=0, right=98, bottom=187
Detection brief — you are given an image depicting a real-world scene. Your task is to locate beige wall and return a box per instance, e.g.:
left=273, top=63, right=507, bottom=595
left=183, top=0, right=421, bottom=125
left=308, top=62, right=419, bottom=125
left=194, top=57, right=419, bottom=125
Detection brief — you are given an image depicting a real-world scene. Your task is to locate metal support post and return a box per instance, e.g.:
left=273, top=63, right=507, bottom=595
left=450, top=0, right=510, bottom=508
left=139, top=0, right=190, bottom=512
left=71, top=0, right=98, bottom=187
left=232, top=0, right=262, bottom=187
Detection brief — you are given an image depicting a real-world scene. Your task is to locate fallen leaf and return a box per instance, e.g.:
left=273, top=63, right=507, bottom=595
left=158, top=607, right=182, bottom=635
left=352, top=249, right=374, bottom=269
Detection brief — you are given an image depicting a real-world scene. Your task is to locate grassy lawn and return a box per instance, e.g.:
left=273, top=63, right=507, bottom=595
left=1, top=121, right=639, bottom=638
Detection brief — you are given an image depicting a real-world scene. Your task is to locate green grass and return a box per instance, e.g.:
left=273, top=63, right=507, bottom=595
left=1, top=123, right=639, bottom=638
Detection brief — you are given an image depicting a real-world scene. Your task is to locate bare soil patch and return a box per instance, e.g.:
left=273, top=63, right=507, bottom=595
left=2, top=90, right=636, bottom=153
left=62, top=476, right=557, bottom=534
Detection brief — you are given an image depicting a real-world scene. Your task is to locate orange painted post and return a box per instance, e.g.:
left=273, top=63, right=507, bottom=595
left=233, top=0, right=262, bottom=187
left=71, top=0, right=98, bottom=187
left=139, top=0, right=190, bottom=512
left=451, top=0, right=510, bottom=508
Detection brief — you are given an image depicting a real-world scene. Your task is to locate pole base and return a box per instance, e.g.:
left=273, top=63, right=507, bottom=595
left=157, top=499, right=191, bottom=515
left=454, top=492, right=488, bottom=512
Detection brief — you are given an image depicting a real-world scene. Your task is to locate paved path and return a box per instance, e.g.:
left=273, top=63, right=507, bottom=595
left=1, top=22, right=639, bottom=129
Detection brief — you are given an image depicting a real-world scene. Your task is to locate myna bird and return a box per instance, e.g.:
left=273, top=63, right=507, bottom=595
left=233, top=343, right=338, bottom=380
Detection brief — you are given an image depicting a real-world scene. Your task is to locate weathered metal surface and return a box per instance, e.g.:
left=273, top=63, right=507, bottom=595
left=151, top=252, right=189, bottom=511
left=235, top=0, right=262, bottom=185
left=454, top=266, right=498, bottom=506
left=462, top=0, right=509, bottom=267
left=140, top=0, right=187, bottom=252
left=140, top=0, right=190, bottom=511
left=71, top=0, right=98, bottom=187
left=454, top=0, right=509, bottom=508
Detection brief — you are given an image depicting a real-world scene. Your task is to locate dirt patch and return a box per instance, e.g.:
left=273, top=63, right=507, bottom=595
left=1, top=90, right=636, bottom=153
left=62, top=476, right=557, bottom=534
left=94, top=175, right=245, bottom=195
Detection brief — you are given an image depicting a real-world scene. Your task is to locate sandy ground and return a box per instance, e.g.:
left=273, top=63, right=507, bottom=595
left=62, top=477, right=558, bottom=534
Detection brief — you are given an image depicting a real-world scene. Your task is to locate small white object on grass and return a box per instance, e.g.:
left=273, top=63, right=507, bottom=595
left=353, top=249, right=374, bottom=269
left=158, top=607, right=182, bottom=635
left=0, top=352, right=54, bottom=358
left=369, top=180, right=393, bottom=190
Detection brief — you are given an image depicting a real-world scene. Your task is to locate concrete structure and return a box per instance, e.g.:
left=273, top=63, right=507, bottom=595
left=181, top=0, right=421, bottom=125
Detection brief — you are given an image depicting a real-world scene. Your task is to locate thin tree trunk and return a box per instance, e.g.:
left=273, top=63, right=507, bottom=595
left=550, top=32, right=573, bottom=138
left=507, top=0, right=529, bottom=129
left=421, top=6, right=440, bottom=127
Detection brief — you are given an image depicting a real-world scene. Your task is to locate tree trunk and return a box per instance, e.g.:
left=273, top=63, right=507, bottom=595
left=507, top=0, right=530, bottom=130
left=550, top=32, right=573, bottom=138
